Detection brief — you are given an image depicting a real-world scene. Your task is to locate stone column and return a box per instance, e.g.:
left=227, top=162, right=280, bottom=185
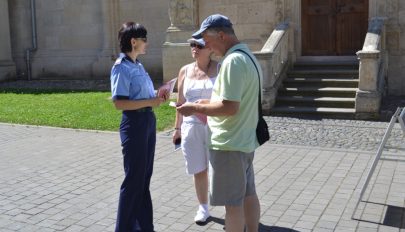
left=0, top=0, right=16, bottom=81
left=355, top=50, right=381, bottom=118
left=91, top=0, right=119, bottom=79
left=162, top=0, right=198, bottom=83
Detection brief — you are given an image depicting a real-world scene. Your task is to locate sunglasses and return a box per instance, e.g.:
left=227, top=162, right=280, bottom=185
left=136, top=37, right=147, bottom=42
left=190, top=43, right=204, bottom=49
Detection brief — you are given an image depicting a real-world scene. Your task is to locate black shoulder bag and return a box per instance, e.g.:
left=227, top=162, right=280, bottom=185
left=235, top=49, right=270, bottom=145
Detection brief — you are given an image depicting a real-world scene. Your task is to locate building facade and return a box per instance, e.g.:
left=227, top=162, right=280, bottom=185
left=164, top=0, right=405, bottom=97
left=1, top=0, right=404, bottom=98
left=0, top=0, right=169, bottom=82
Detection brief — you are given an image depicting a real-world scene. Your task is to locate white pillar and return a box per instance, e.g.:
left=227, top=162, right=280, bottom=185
left=0, top=0, right=16, bottom=81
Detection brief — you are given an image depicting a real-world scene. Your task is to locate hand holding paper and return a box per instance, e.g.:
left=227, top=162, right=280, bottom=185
left=174, top=102, right=207, bottom=124
left=169, top=101, right=182, bottom=107
left=158, top=77, right=177, bottom=100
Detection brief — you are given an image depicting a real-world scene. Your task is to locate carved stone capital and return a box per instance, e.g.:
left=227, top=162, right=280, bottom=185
left=169, top=0, right=198, bottom=30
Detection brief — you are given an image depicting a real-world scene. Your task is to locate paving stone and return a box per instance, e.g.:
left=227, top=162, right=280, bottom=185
left=81, top=224, right=108, bottom=232
left=335, top=226, right=357, bottom=232
left=64, top=224, right=86, bottom=232
left=295, top=220, right=316, bottom=229
left=378, top=225, right=401, bottom=232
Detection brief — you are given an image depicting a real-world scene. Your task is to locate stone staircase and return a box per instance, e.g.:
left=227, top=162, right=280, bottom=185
left=271, top=56, right=359, bottom=118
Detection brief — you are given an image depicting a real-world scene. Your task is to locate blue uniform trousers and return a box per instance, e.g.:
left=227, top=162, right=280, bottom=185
left=115, top=110, right=156, bottom=232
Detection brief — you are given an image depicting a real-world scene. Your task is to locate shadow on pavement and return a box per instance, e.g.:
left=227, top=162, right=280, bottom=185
left=208, top=217, right=301, bottom=231
left=354, top=201, right=405, bottom=229
left=383, top=205, right=405, bottom=229
left=258, top=223, right=301, bottom=232
left=206, top=216, right=224, bottom=226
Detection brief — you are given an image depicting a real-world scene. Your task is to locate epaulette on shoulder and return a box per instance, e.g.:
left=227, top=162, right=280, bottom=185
left=114, top=57, right=123, bottom=65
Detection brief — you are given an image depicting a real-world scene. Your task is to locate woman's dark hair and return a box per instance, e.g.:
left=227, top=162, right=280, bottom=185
left=118, top=22, right=147, bottom=53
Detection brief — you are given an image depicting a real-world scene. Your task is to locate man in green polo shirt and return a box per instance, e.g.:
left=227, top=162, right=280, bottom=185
left=177, top=14, right=262, bottom=232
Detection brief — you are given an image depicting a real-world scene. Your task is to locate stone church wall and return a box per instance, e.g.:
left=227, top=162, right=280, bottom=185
left=3, top=0, right=405, bottom=95
left=8, top=0, right=169, bottom=82
left=162, top=0, right=285, bottom=83
left=198, top=0, right=279, bottom=52
left=197, top=0, right=405, bottom=96
left=383, top=0, right=405, bottom=95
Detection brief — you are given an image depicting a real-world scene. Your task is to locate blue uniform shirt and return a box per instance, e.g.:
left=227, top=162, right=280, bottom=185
left=110, top=53, right=155, bottom=101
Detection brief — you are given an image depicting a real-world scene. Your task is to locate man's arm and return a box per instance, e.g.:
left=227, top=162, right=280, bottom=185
left=176, top=100, right=239, bottom=117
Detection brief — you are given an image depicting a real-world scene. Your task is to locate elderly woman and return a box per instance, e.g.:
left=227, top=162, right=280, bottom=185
left=172, top=38, right=218, bottom=224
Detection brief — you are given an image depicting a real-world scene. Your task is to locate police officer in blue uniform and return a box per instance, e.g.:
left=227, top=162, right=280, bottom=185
left=111, top=22, right=168, bottom=232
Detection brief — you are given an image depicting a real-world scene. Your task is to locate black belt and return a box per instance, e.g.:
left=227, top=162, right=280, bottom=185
left=123, top=107, right=153, bottom=114
left=134, top=107, right=152, bottom=112
left=122, top=107, right=153, bottom=117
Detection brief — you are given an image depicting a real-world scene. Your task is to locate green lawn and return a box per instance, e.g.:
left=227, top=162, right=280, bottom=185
left=0, top=89, right=176, bottom=131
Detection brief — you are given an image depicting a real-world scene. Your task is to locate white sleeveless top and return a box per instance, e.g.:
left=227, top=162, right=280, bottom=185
left=183, top=65, right=216, bottom=124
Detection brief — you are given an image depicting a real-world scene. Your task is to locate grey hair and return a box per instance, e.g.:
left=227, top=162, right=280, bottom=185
left=205, top=27, right=235, bottom=36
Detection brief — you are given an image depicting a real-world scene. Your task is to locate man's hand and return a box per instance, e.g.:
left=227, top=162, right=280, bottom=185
left=176, top=102, right=198, bottom=116
left=195, top=99, right=210, bottom=104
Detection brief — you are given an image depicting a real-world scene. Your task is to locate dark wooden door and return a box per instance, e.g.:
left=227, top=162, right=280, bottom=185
left=302, top=0, right=368, bottom=56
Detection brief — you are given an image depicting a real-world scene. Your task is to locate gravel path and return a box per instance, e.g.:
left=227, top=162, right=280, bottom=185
left=266, top=116, right=404, bottom=153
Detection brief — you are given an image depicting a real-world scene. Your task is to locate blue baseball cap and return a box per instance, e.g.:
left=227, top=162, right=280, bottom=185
left=187, top=38, right=205, bottom=46
left=192, top=14, right=233, bottom=39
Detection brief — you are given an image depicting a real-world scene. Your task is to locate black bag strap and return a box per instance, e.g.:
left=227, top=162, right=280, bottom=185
left=234, top=49, right=263, bottom=116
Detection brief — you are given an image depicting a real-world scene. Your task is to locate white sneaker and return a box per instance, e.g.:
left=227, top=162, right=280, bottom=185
left=194, top=209, right=210, bottom=225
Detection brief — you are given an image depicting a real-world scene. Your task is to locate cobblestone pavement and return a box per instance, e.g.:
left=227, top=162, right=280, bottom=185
left=1, top=119, right=404, bottom=232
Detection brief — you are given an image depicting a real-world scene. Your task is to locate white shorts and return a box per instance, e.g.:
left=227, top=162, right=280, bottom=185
left=181, top=122, right=209, bottom=175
